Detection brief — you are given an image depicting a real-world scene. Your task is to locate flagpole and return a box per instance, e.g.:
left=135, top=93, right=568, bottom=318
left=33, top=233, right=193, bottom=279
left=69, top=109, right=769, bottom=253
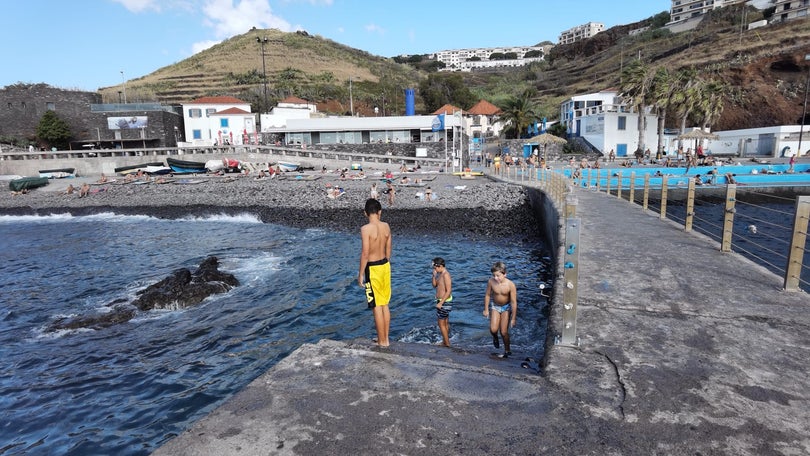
left=444, top=110, right=448, bottom=173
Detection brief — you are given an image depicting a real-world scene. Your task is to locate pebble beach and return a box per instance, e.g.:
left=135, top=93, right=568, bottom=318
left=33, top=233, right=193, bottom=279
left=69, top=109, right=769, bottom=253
left=0, top=168, right=540, bottom=238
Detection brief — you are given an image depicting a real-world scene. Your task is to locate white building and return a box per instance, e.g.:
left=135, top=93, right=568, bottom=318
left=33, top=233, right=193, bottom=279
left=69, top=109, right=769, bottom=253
left=558, top=22, right=605, bottom=45
left=560, top=89, right=666, bottom=156
left=772, top=0, right=810, bottom=22
left=263, top=114, right=461, bottom=146
left=181, top=96, right=255, bottom=146
left=702, top=125, right=809, bottom=157
left=433, top=46, right=546, bottom=72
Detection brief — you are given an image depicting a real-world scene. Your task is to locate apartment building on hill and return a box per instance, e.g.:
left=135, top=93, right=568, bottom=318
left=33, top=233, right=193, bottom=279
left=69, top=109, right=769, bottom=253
left=557, top=22, right=605, bottom=45
left=772, top=0, right=810, bottom=22
left=434, top=45, right=547, bottom=72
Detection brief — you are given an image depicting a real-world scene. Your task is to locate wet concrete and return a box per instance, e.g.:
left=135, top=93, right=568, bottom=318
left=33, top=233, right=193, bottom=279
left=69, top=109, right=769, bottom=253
left=152, top=182, right=810, bottom=455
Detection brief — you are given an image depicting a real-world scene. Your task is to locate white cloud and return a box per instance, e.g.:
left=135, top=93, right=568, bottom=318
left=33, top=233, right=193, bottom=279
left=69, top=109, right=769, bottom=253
left=189, top=0, right=305, bottom=55
left=365, top=24, right=385, bottom=35
left=191, top=40, right=221, bottom=54
left=111, top=0, right=162, bottom=12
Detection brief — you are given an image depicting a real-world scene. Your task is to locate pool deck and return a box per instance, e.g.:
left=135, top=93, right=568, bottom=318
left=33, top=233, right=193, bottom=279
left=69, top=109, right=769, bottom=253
left=152, top=175, right=810, bottom=455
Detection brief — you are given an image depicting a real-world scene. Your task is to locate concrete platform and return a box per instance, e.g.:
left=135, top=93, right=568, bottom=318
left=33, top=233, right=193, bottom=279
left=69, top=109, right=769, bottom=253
left=152, top=185, right=810, bottom=455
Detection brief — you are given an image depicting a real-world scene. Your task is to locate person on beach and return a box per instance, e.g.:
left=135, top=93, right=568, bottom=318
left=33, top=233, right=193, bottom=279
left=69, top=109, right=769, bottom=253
left=79, top=183, right=91, bottom=198
left=483, top=261, right=517, bottom=357
left=370, top=182, right=379, bottom=200
left=425, top=186, right=432, bottom=202
left=432, top=257, right=453, bottom=347
left=384, top=180, right=395, bottom=206
left=358, top=198, right=392, bottom=348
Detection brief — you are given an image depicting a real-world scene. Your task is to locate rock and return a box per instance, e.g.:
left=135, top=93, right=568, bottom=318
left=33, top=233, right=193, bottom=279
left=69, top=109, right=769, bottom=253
left=46, top=256, right=238, bottom=332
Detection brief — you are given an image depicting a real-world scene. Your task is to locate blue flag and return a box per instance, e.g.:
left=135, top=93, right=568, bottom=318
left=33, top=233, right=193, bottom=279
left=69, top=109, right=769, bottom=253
left=431, top=114, right=445, bottom=132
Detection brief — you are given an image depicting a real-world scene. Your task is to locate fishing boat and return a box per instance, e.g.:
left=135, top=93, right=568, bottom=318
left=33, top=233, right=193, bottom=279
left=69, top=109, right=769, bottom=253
left=9, top=176, right=49, bottom=192
left=114, top=162, right=165, bottom=175
left=39, top=167, right=76, bottom=179
left=276, top=161, right=302, bottom=172
left=143, top=165, right=172, bottom=175
left=166, top=157, right=208, bottom=174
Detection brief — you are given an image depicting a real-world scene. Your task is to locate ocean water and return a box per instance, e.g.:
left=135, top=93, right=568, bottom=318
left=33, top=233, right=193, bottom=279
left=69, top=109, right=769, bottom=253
left=0, top=213, right=552, bottom=455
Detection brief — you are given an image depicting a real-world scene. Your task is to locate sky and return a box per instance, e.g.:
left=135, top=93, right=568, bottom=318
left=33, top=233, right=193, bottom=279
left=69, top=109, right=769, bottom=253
left=0, top=0, right=670, bottom=92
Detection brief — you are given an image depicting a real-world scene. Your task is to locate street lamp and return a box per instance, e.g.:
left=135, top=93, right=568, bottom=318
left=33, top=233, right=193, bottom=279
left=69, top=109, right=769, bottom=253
left=120, top=70, right=127, bottom=104
left=256, top=37, right=269, bottom=115
left=798, top=53, right=810, bottom=157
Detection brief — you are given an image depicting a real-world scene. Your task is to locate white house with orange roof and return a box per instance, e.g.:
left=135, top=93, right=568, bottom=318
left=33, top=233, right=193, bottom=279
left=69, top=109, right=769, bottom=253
left=465, top=99, right=503, bottom=140
left=181, top=96, right=254, bottom=146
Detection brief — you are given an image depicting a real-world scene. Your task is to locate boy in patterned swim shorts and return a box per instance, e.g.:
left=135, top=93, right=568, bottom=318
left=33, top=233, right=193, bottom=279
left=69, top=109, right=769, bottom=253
left=432, top=257, right=453, bottom=347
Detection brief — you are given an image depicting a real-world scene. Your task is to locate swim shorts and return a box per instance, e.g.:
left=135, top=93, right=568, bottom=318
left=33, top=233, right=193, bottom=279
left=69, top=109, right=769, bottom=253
left=435, top=295, right=454, bottom=320
left=491, top=303, right=511, bottom=314
left=364, top=258, right=391, bottom=309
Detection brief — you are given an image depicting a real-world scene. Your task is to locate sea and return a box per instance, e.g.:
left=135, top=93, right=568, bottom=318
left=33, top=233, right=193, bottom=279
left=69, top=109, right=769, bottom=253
left=0, top=213, right=553, bottom=455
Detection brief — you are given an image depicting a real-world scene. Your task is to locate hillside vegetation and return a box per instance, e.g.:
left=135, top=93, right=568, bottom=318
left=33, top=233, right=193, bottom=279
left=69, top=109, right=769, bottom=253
left=101, top=6, right=810, bottom=130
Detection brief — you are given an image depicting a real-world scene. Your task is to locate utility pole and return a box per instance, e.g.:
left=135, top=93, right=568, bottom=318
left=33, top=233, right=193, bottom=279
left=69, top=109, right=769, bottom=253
left=256, top=37, right=269, bottom=114
left=349, top=78, right=354, bottom=116
left=120, top=70, right=127, bottom=104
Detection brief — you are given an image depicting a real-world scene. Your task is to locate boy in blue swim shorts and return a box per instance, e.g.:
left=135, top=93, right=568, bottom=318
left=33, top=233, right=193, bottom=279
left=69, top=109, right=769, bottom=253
left=432, top=257, right=453, bottom=347
left=483, top=261, right=517, bottom=357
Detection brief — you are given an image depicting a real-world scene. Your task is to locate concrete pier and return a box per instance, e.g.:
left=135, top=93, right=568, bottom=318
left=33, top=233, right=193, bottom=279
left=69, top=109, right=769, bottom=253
left=152, top=185, right=810, bottom=455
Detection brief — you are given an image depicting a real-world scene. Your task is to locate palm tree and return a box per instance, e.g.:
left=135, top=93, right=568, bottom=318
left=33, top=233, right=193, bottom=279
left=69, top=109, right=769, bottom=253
left=650, top=66, right=676, bottom=159
left=698, top=79, right=726, bottom=130
left=620, top=60, right=654, bottom=157
left=500, top=88, right=539, bottom=139
left=670, top=68, right=702, bottom=149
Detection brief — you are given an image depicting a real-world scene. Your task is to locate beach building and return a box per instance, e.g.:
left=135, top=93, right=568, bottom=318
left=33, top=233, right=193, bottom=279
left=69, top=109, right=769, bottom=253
left=465, top=99, right=504, bottom=141
left=180, top=96, right=255, bottom=146
left=560, top=89, right=663, bottom=156
left=558, top=22, right=605, bottom=45
left=700, top=125, right=809, bottom=158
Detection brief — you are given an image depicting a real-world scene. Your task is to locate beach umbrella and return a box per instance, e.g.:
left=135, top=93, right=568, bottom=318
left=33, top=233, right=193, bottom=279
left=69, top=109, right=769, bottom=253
left=527, top=132, right=567, bottom=163
left=678, top=129, right=719, bottom=151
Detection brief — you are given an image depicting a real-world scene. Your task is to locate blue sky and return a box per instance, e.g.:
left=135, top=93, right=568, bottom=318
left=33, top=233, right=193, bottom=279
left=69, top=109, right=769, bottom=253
left=1, top=0, right=670, bottom=92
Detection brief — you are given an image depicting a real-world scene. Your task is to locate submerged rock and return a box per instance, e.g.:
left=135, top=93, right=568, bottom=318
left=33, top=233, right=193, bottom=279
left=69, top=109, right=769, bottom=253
left=47, top=256, right=238, bottom=332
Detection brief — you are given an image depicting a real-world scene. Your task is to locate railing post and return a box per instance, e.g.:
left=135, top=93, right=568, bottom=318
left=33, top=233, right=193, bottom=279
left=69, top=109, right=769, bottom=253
left=565, top=193, right=577, bottom=218
left=721, top=184, right=737, bottom=252
left=643, top=174, right=650, bottom=211
left=660, top=177, right=669, bottom=221
left=606, top=171, right=612, bottom=195
left=559, top=215, right=581, bottom=346
left=616, top=170, right=623, bottom=200
left=685, top=179, right=696, bottom=232
left=784, top=196, right=809, bottom=291
left=629, top=171, right=636, bottom=204
left=596, top=169, right=602, bottom=192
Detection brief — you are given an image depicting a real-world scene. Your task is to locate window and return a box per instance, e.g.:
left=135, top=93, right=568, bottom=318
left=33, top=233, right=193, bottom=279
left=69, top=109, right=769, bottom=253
left=189, top=108, right=202, bottom=118
left=618, top=116, right=627, bottom=131
left=46, top=102, right=55, bottom=111
left=192, top=129, right=202, bottom=139
left=220, top=118, right=229, bottom=128
left=206, top=108, right=217, bottom=117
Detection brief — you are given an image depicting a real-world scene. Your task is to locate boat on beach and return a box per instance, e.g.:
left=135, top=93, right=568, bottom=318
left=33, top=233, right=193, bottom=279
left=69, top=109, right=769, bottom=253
left=39, top=168, right=76, bottom=179
left=114, top=162, right=165, bottom=175
left=9, top=176, right=49, bottom=192
left=166, top=157, right=208, bottom=174
left=276, top=161, right=308, bottom=172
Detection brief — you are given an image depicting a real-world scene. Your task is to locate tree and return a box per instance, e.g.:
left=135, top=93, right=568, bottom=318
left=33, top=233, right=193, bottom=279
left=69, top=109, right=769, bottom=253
left=499, top=88, right=540, bottom=139
left=650, top=66, right=681, bottom=158
left=418, top=73, right=475, bottom=113
left=36, top=111, right=71, bottom=150
left=620, top=59, right=654, bottom=156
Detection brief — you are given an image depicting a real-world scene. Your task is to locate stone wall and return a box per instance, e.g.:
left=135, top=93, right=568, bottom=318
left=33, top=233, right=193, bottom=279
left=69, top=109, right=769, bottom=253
left=0, top=84, right=101, bottom=142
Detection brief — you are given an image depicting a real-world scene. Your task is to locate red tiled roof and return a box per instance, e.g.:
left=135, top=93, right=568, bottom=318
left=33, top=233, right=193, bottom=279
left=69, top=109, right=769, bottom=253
left=210, top=107, right=252, bottom=115
left=432, top=104, right=462, bottom=115
left=280, top=96, right=310, bottom=104
left=467, top=99, right=502, bottom=116
left=187, top=96, right=248, bottom=105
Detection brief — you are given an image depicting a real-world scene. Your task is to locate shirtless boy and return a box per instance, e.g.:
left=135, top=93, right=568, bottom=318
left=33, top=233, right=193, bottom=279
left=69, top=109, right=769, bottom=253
left=358, top=198, right=393, bottom=347
left=483, top=261, right=517, bottom=357
left=432, top=257, right=453, bottom=347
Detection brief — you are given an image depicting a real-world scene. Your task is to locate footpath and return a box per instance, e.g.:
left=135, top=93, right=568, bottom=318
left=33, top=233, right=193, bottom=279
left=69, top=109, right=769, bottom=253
left=152, top=183, right=810, bottom=456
